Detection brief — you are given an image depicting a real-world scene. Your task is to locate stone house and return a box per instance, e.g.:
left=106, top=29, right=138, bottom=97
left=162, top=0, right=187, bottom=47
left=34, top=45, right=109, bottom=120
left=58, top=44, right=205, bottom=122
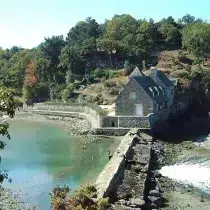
left=115, top=67, right=174, bottom=117
left=149, top=67, right=174, bottom=107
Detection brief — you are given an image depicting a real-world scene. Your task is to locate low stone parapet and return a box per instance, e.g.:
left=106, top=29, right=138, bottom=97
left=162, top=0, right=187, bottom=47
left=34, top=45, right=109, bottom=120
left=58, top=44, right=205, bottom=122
left=95, top=129, right=139, bottom=198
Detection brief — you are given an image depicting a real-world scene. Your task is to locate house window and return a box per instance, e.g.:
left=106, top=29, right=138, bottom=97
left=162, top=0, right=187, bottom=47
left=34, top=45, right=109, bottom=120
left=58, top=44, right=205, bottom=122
left=130, top=92, right=136, bottom=99
left=148, top=87, right=155, bottom=97
left=154, top=86, right=159, bottom=96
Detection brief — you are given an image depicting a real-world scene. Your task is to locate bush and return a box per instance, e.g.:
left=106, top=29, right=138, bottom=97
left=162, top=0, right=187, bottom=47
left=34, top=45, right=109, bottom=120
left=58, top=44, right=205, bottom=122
left=14, top=96, right=24, bottom=107
left=104, top=80, right=117, bottom=88
left=34, top=82, right=49, bottom=98
left=108, top=87, right=119, bottom=95
left=93, top=68, right=109, bottom=79
left=62, top=83, right=75, bottom=101
left=170, top=70, right=189, bottom=79
left=108, top=71, right=119, bottom=79
left=50, top=185, right=100, bottom=210
left=98, top=198, right=111, bottom=210
left=193, top=58, right=202, bottom=65
left=22, top=86, right=35, bottom=99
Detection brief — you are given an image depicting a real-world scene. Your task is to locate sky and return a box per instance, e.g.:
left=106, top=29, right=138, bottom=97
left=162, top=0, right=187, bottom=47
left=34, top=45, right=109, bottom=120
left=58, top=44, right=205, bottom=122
left=0, top=0, right=210, bottom=49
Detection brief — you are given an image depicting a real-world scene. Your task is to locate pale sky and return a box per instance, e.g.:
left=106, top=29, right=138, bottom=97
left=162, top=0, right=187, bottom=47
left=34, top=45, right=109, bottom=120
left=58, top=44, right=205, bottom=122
left=0, top=0, right=209, bottom=49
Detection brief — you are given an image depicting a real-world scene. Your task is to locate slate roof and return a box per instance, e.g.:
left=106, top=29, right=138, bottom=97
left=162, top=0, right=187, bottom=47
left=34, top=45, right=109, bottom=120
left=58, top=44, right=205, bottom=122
left=149, top=69, right=174, bottom=87
left=132, top=76, right=166, bottom=103
left=129, top=67, right=145, bottom=77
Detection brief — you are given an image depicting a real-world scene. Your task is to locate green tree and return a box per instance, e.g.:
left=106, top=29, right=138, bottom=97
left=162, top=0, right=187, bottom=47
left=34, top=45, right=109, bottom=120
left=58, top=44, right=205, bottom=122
left=39, top=35, right=66, bottom=83
left=59, top=45, right=84, bottom=76
left=179, top=14, right=203, bottom=26
left=97, top=14, right=138, bottom=66
left=158, top=17, right=181, bottom=45
left=0, top=86, right=16, bottom=184
left=182, top=23, right=210, bottom=63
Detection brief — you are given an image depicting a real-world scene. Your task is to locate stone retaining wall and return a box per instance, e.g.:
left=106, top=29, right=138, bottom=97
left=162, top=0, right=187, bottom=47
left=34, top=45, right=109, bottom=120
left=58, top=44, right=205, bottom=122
left=95, top=129, right=139, bottom=198
left=33, top=103, right=101, bottom=128
left=91, top=128, right=131, bottom=136
left=101, top=116, right=150, bottom=128
left=95, top=129, right=153, bottom=204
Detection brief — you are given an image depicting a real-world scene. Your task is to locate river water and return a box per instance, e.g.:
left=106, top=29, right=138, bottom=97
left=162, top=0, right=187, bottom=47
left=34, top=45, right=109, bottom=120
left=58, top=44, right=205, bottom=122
left=159, top=135, right=210, bottom=197
left=0, top=120, right=120, bottom=209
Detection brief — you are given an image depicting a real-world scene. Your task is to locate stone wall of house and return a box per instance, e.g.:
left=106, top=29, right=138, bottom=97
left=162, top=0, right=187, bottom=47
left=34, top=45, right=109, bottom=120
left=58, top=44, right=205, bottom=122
left=115, top=79, right=153, bottom=116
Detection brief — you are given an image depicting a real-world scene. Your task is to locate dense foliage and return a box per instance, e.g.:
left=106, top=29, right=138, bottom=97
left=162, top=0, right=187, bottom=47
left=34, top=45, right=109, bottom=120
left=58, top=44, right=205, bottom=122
left=0, top=14, right=209, bottom=101
left=0, top=86, right=16, bottom=185
left=50, top=185, right=111, bottom=210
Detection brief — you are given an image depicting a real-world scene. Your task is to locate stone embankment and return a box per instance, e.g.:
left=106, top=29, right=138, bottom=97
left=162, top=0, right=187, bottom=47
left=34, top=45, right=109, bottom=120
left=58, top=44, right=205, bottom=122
left=33, top=103, right=100, bottom=128
left=14, top=110, right=91, bottom=136
left=95, top=129, right=165, bottom=209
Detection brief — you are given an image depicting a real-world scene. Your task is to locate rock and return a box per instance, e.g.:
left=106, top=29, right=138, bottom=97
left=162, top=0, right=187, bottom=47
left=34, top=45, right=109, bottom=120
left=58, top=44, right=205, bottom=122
left=129, top=198, right=145, bottom=207
left=118, top=199, right=127, bottom=205
left=154, top=171, right=162, bottom=178
left=148, top=196, right=162, bottom=207
left=149, top=189, right=160, bottom=197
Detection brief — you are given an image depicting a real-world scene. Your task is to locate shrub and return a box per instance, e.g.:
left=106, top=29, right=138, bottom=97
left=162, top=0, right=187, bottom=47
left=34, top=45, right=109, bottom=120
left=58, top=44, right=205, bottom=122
left=34, top=82, right=49, bottom=98
left=109, top=87, right=119, bottom=96
left=170, top=70, right=189, bottom=79
left=193, top=58, right=202, bottom=65
left=93, top=68, right=109, bottom=79
left=108, top=71, right=119, bottom=79
left=104, top=80, right=117, bottom=88
left=98, top=198, right=111, bottom=210
left=62, top=83, right=75, bottom=101
left=14, top=96, right=24, bottom=107
left=50, top=185, right=101, bottom=210
left=22, top=86, right=35, bottom=99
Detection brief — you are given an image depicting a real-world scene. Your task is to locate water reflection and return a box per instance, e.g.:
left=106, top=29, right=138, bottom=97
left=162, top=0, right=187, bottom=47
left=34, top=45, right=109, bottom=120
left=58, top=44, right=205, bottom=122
left=0, top=120, right=119, bottom=209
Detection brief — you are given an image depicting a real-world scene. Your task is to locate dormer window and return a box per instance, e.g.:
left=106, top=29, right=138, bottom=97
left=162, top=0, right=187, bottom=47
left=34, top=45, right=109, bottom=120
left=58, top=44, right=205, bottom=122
left=154, top=86, right=159, bottom=96
left=148, top=87, right=154, bottom=97
left=130, top=92, right=136, bottom=100
left=159, top=86, right=165, bottom=95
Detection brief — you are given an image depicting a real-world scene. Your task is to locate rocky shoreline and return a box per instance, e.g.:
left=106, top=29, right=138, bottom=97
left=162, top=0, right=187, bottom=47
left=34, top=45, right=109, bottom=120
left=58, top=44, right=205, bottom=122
left=0, top=110, right=118, bottom=210
left=152, top=140, right=210, bottom=210
left=11, top=110, right=92, bottom=136
left=0, top=188, right=36, bottom=210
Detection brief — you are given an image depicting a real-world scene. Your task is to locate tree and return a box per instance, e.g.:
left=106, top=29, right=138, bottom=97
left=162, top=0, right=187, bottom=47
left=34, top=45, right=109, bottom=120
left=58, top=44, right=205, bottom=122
left=39, top=35, right=66, bottom=83
left=135, top=20, right=158, bottom=58
left=158, top=18, right=181, bottom=46
left=179, top=14, right=203, bottom=26
left=97, top=14, right=138, bottom=66
left=59, top=45, right=84, bottom=76
left=22, top=62, right=39, bottom=99
left=182, top=23, right=210, bottom=62
left=0, top=86, right=16, bottom=184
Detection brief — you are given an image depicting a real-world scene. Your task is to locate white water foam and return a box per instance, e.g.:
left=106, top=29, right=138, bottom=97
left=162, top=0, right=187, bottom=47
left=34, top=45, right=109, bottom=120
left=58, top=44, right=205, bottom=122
left=159, top=159, right=210, bottom=193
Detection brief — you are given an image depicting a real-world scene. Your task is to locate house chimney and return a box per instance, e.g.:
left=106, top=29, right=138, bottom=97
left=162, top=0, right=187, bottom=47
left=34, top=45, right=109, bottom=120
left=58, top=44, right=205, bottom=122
left=150, top=66, right=157, bottom=72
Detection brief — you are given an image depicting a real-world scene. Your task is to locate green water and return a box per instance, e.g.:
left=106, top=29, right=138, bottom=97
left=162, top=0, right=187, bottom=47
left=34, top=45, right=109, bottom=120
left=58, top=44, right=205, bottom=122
left=0, top=120, right=119, bottom=209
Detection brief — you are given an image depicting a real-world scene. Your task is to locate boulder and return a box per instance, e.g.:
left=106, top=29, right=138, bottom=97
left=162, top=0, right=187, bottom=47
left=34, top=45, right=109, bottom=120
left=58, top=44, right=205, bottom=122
left=129, top=198, right=145, bottom=207
left=148, top=196, right=162, bottom=207
left=149, top=189, right=160, bottom=197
